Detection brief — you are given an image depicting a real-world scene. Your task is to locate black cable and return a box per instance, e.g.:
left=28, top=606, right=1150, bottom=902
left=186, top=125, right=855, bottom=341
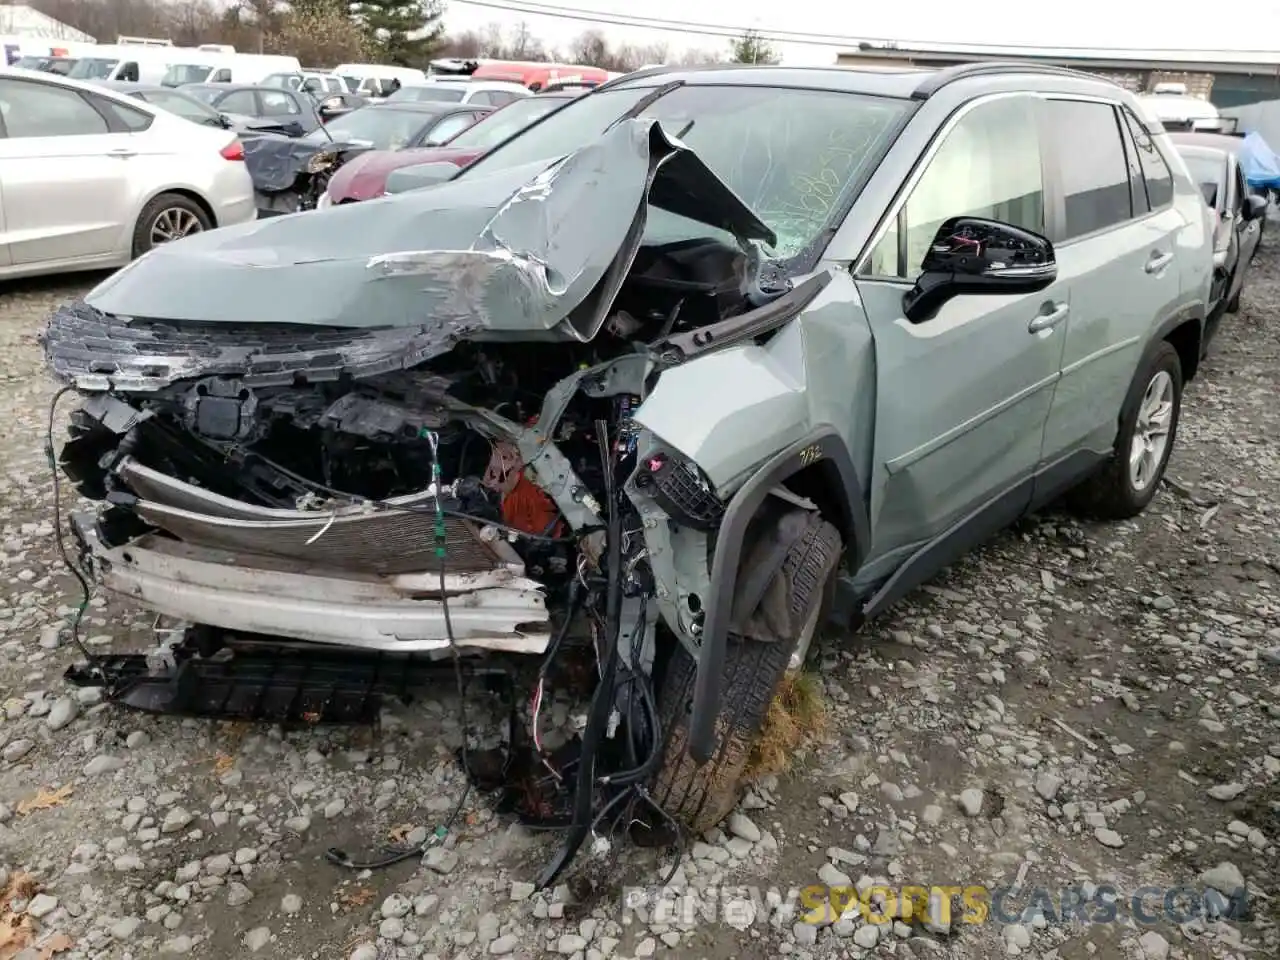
left=324, top=430, right=473, bottom=871
left=45, top=386, right=98, bottom=670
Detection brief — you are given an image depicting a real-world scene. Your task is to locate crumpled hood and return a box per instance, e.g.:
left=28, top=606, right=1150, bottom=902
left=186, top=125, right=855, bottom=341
left=326, top=145, right=485, bottom=202
left=80, top=119, right=776, bottom=336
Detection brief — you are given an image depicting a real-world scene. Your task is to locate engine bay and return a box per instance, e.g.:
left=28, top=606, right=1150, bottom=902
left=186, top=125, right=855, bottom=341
left=41, top=228, right=835, bottom=885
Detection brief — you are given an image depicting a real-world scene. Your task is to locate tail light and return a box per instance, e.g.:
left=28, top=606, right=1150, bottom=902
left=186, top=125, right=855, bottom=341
left=220, top=140, right=244, bottom=161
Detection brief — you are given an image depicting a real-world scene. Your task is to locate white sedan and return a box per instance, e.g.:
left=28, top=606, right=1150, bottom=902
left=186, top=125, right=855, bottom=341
left=0, top=67, right=256, bottom=282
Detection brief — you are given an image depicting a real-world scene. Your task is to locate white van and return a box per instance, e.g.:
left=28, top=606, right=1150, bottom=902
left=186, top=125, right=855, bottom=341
left=1137, top=86, right=1226, bottom=133
left=332, top=62, right=425, bottom=96
left=65, top=45, right=179, bottom=85
left=161, top=51, right=301, bottom=87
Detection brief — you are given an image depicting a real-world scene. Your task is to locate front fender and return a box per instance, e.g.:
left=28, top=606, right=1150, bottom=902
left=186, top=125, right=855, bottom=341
left=633, top=273, right=876, bottom=762
left=633, top=333, right=810, bottom=494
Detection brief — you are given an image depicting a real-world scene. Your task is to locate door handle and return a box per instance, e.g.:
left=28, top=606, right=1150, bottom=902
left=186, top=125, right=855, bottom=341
left=106, top=148, right=136, bottom=159
left=1029, top=302, right=1069, bottom=334
left=1145, top=251, right=1174, bottom=273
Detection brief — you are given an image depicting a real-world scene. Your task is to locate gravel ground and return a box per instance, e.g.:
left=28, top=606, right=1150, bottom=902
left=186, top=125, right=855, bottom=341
left=1, top=254, right=1278, bottom=960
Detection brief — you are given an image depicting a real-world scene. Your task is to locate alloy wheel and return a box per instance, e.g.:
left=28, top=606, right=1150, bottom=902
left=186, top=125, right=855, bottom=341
left=150, top=207, right=203, bottom=246
left=1129, top=370, right=1175, bottom=492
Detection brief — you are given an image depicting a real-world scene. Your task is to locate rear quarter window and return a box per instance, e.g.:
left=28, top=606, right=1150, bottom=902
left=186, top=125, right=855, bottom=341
left=1122, top=108, right=1174, bottom=209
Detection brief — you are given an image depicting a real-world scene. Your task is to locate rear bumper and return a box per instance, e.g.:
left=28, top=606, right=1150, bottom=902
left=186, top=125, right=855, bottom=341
left=209, top=164, right=258, bottom=228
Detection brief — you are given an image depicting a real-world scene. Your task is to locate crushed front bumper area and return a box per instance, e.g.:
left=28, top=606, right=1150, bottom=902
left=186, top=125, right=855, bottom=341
left=71, top=469, right=550, bottom=656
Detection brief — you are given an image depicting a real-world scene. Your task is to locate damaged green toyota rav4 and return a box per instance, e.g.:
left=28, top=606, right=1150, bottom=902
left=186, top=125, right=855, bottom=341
left=43, top=62, right=1212, bottom=881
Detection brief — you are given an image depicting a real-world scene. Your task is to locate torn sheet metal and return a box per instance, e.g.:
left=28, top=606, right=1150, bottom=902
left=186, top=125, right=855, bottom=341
left=69, top=119, right=775, bottom=333
left=85, top=530, right=550, bottom=653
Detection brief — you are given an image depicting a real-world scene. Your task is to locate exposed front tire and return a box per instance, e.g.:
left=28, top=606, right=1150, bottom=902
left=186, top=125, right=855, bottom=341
left=132, top=193, right=211, bottom=258
left=651, top=514, right=842, bottom=833
left=1069, top=341, right=1182, bottom=520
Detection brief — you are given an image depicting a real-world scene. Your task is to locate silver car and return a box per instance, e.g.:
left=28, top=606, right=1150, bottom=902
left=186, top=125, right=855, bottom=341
left=0, top=67, right=256, bottom=281
left=43, top=63, right=1212, bottom=875
left=1169, top=131, right=1267, bottom=347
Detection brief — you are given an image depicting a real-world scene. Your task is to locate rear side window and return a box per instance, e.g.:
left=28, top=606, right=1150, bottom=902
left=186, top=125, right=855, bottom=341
left=94, top=95, right=154, bottom=132
left=1121, top=108, right=1174, bottom=209
left=0, top=79, right=109, bottom=137
left=1045, top=100, right=1132, bottom=240
left=260, top=90, right=301, bottom=116
left=218, top=90, right=257, bottom=115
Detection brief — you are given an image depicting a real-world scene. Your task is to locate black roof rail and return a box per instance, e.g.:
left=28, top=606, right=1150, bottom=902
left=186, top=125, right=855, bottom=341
left=594, top=64, right=679, bottom=92
left=911, top=60, right=1114, bottom=100
left=594, top=61, right=793, bottom=93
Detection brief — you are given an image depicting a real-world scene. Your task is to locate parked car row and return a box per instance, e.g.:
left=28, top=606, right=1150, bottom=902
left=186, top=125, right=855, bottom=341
left=0, top=67, right=255, bottom=279
left=38, top=62, right=1258, bottom=854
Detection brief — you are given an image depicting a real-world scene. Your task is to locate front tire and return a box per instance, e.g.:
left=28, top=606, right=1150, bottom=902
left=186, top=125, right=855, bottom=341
left=1069, top=341, right=1182, bottom=520
left=132, top=193, right=211, bottom=258
left=651, top=515, right=842, bottom=833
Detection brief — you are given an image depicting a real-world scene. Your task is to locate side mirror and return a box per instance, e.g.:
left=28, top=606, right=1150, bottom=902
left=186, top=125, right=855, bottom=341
left=384, top=161, right=463, bottom=195
left=281, top=120, right=306, bottom=138
left=1243, top=194, right=1268, bottom=220
left=903, top=217, right=1057, bottom=324
left=217, top=113, right=234, bottom=129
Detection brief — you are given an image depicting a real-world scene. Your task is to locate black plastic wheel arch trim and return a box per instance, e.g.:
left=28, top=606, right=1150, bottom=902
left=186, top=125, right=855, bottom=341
left=687, top=429, right=869, bottom=764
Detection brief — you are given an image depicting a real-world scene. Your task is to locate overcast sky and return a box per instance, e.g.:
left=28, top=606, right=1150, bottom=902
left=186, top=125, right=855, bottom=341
left=441, top=0, right=1279, bottom=65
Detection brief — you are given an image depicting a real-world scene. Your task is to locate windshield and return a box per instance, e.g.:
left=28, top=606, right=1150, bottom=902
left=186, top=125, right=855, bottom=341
left=387, top=85, right=464, bottom=104
left=447, top=97, right=569, bottom=150
left=67, top=57, right=119, bottom=80
left=462, top=84, right=908, bottom=260
left=309, top=106, right=431, bottom=150
left=163, top=64, right=213, bottom=86
left=141, top=90, right=222, bottom=127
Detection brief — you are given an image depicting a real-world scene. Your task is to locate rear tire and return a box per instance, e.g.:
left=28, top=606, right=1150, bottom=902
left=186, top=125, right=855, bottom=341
left=651, top=515, right=842, bottom=833
left=1068, top=341, right=1182, bottom=520
left=132, top=193, right=211, bottom=258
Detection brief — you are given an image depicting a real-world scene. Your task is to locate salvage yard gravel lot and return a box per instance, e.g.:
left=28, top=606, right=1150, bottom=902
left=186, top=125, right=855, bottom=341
left=1, top=253, right=1278, bottom=960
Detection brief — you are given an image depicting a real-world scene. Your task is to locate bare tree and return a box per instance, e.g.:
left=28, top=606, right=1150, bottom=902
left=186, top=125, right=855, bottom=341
left=435, top=28, right=483, bottom=59
left=677, top=46, right=726, bottom=65
left=509, top=20, right=533, bottom=59
left=569, top=28, right=609, bottom=69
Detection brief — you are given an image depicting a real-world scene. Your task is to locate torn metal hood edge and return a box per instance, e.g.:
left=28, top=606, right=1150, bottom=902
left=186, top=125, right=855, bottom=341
left=77, top=119, right=777, bottom=333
